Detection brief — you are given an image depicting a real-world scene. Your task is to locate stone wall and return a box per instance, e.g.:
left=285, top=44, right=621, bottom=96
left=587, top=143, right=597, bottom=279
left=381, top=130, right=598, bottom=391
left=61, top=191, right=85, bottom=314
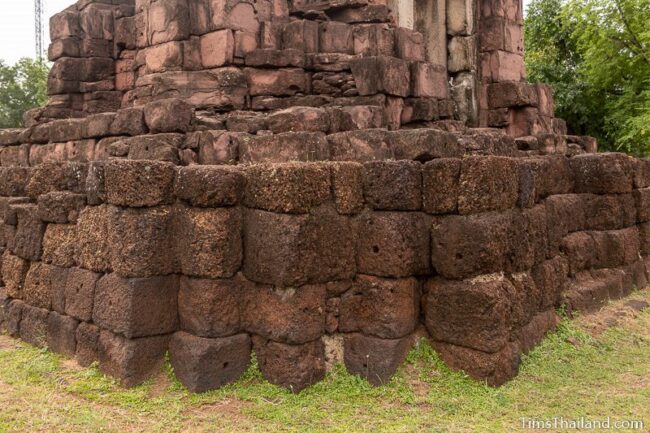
left=0, top=0, right=646, bottom=393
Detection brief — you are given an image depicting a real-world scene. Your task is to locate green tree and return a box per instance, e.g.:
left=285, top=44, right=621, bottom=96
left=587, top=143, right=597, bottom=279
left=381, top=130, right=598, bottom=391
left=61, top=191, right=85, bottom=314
left=0, top=58, right=49, bottom=128
left=524, top=0, right=650, bottom=155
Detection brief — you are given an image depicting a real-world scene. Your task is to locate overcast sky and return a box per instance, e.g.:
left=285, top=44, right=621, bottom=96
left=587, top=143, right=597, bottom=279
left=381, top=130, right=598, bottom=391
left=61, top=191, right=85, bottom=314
left=0, top=0, right=532, bottom=65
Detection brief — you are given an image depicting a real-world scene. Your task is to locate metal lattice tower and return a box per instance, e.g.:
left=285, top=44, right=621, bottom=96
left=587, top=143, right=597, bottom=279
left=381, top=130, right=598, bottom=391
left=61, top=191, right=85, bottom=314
left=35, top=0, right=44, bottom=59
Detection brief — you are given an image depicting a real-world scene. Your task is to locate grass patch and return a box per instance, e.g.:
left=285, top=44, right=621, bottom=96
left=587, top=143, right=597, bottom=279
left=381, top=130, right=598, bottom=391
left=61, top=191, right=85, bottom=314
left=0, top=293, right=648, bottom=433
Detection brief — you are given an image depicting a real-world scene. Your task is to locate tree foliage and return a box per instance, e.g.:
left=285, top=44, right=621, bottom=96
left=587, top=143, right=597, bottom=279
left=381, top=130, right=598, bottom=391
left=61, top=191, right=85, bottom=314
left=525, top=0, right=650, bottom=155
left=0, top=58, right=49, bottom=129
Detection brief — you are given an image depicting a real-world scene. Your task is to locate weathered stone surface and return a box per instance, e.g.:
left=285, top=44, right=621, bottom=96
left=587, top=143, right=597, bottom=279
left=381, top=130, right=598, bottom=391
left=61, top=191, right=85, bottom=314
left=175, top=166, right=245, bottom=207
left=93, top=273, right=179, bottom=339
left=170, top=332, right=251, bottom=393
left=328, top=129, right=393, bottom=161
left=343, top=333, right=413, bottom=386
left=143, top=98, right=193, bottom=133
left=108, top=206, right=176, bottom=277
left=355, top=212, right=430, bottom=277
left=42, top=224, right=76, bottom=268
left=242, top=283, right=326, bottom=344
left=37, top=192, right=86, bottom=223
left=243, top=207, right=355, bottom=286
left=46, top=311, right=78, bottom=357
left=458, top=156, right=519, bottom=214
left=339, top=275, right=419, bottom=338
left=75, top=321, right=100, bottom=367
left=23, top=262, right=68, bottom=311
left=569, top=153, right=635, bottom=194
left=350, top=56, right=410, bottom=97
left=244, top=163, right=331, bottom=213
left=173, top=206, right=242, bottom=278
left=1, top=251, right=30, bottom=298
left=253, top=336, right=326, bottom=393
left=389, top=129, right=462, bottom=161
left=19, top=305, right=49, bottom=348
left=98, top=330, right=170, bottom=387
left=362, top=161, right=422, bottom=210
left=422, top=158, right=461, bottom=214
left=12, top=204, right=45, bottom=261
left=331, top=162, right=364, bottom=214
left=65, top=267, right=101, bottom=322
left=178, top=276, right=242, bottom=338
left=75, top=204, right=114, bottom=273
left=423, top=276, right=517, bottom=353
left=104, top=160, right=176, bottom=207
left=238, top=132, right=330, bottom=163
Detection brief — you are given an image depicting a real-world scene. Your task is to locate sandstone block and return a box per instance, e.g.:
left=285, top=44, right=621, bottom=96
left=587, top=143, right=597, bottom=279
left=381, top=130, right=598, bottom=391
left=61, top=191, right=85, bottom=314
left=143, top=98, right=193, bottom=133
left=245, top=68, right=309, bottom=96
left=388, top=128, right=463, bottom=161
left=487, top=81, right=538, bottom=109
left=170, top=331, right=251, bottom=392
left=238, top=132, right=330, bottom=163
left=350, top=56, right=410, bottom=97
left=266, top=107, right=330, bottom=134
left=200, top=30, right=234, bottom=67
left=410, top=62, right=447, bottom=98
left=328, top=129, right=394, bottom=161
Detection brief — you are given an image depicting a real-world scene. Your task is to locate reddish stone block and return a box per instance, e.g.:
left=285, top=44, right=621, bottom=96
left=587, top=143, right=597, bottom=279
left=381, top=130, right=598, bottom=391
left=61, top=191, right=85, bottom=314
left=93, top=273, right=179, bottom=339
left=19, top=305, right=49, bottom=348
left=424, top=276, right=517, bottom=353
left=531, top=256, right=569, bottom=310
left=319, top=21, right=353, bottom=54
left=75, top=322, right=100, bottom=367
left=331, top=162, right=364, bottom=215
left=245, top=68, right=309, bottom=96
left=339, top=275, right=419, bottom=339
left=410, top=62, right=447, bottom=98
left=147, top=0, right=189, bottom=45
left=238, top=131, right=330, bottom=163
left=244, top=163, right=331, bottom=214
left=111, top=107, right=147, bottom=136
left=634, top=188, right=650, bottom=222
left=1, top=251, right=30, bottom=299
left=47, top=311, right=79, bottom=357
left=143, top=98, right=193, bottom=133
left=457, top=156, right=519, bottom=214
left=212, top=0, right=260, bottom=33
left=282, top=19, right=319, bottom=53
left=98, top=330, right=170, bottom=387
left=23, top=262, right=68, bottom=310
left=26, top=162, right=87, bottom=200
left=352, top=23, right=394, bottom=56
left=178, top=276, right=242, bottom=338
left=487, top=81, right=538, bottom=109
left=560, top=232, right=595, bottom=276
left=591, top=227, right=640, bottom=269
left=388, top=129, right=463, bottom=161
left=422, top=158, right=461, bottom=214
left=175, top=165, right=245, bottom=207
left=11, top=204, right=45, bottom=261
left=350, top=56, right=410, bottom=97
left=174, top=206, right=242, bottom=278
left=242, top=284, right=326, bottom=344
left=328, top=129, right=394, bottom=161
left=431, top=212, right=512, bottom=279
left=245, top=48, right=305, bottom=67
left=253, top=336, right=326, bottom=393
left=243, top=207, right=355, bottom=286
left=433, top=340, right=521, bottom=386
left=356, top=212, right=430, bottom=277
left=75, top=205, right=115, bottom=273
left=583, top=194, right=636, bottom=231
left=65, top=267, right=101, bottom=322
left=37, top=192, right=86, bottom=224
left=266, top=107, right=330, bottom=134
left=104, top=160, right=176, bottom=208
left=394, top=28, right=425, bottom=61
left=4, top=300, right=23, bottom=337
left=200, top=30, right=234, bottom=67
left=170, top=331, right=251, bottom=393
left=569, top=153, right=635, bottom=194
left=343, top=333, right=413, bottom=386
left=0, top=167, right=30, bottom=197
left=362, top=161, right=422, bottom=210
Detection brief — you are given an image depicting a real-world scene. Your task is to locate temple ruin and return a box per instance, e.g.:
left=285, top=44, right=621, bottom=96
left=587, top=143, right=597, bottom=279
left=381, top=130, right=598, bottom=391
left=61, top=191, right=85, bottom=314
left=0, top=0, right=648, bottom=392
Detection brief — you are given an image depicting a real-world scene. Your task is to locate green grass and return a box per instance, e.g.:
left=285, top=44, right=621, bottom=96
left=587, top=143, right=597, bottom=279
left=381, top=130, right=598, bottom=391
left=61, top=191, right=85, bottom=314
left=0, top=295, right=648, bottom=433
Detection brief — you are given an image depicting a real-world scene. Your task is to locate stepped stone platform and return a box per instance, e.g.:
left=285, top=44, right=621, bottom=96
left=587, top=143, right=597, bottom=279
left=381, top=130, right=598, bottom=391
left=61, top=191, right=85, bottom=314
left=0, top=0, right=647, bottom=392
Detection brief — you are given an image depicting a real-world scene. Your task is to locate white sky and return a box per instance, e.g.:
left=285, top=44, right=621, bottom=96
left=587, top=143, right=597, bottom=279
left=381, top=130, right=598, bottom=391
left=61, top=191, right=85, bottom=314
left=0, top=0, right=532, bottom=65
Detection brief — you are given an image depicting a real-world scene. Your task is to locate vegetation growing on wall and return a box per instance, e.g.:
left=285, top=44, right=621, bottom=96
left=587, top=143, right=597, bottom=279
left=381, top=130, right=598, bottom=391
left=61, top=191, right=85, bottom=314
left=0, top=58, right=48, bottom=128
